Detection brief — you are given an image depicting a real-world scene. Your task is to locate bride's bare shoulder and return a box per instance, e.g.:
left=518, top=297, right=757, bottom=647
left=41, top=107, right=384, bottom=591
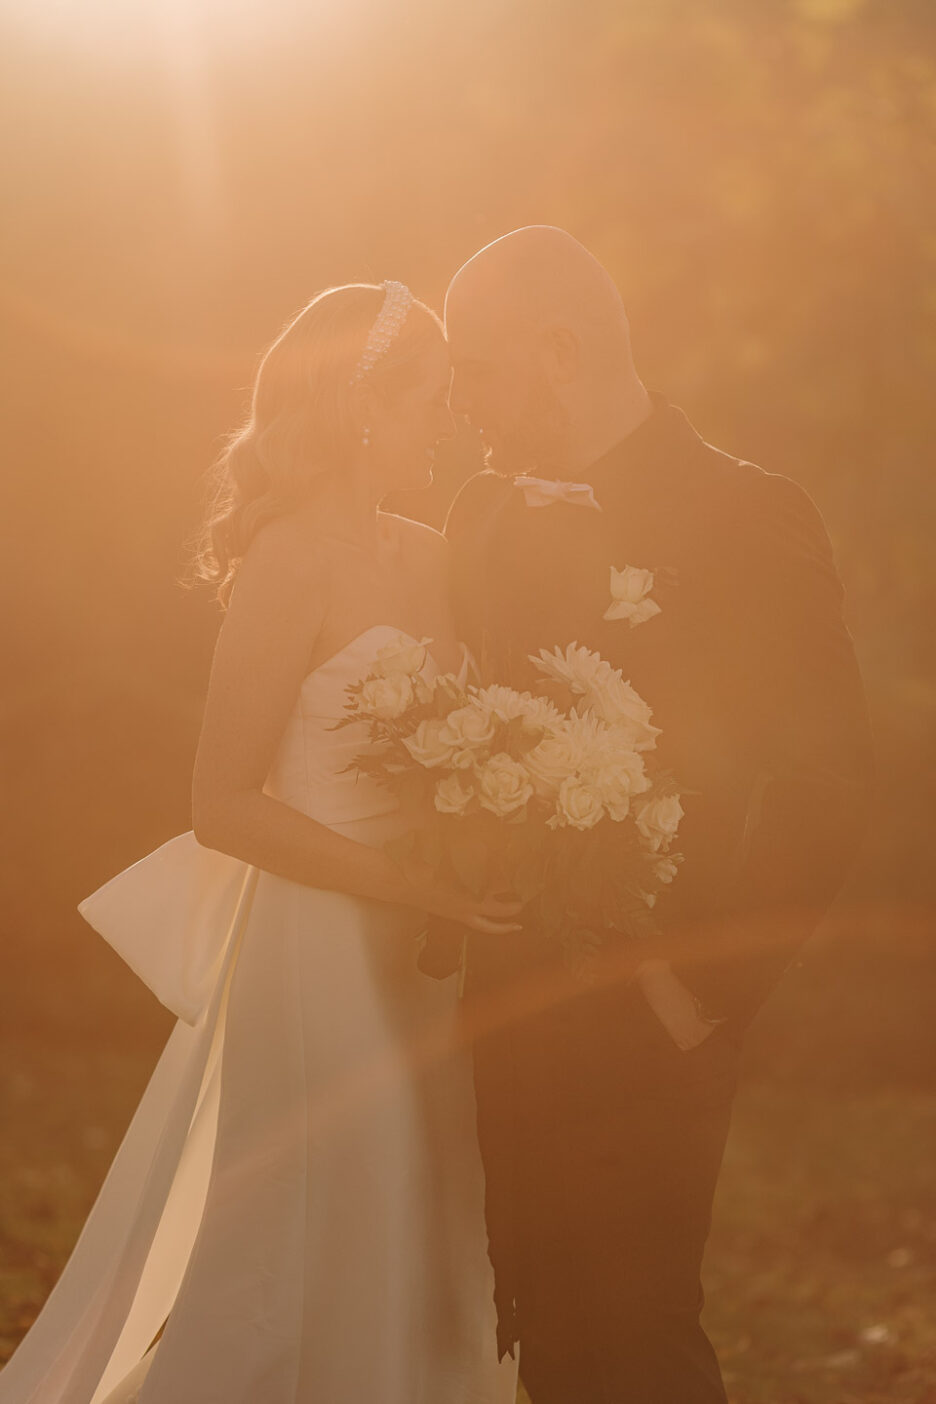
left=230, top=513, right=330, bottom=613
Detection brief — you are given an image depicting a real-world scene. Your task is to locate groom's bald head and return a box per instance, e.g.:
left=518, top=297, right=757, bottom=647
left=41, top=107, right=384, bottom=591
left=445, top=226, right=642, bottom=474
left=445, top=225, right=633, bottom=370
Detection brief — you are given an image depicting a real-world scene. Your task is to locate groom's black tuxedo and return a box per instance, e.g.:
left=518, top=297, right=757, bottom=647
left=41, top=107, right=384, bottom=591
left=435, top=397, right=872, bottom=1402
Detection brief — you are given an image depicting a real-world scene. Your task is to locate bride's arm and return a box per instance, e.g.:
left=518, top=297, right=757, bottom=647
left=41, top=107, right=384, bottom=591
left=192, top=522, right=521, bottom=935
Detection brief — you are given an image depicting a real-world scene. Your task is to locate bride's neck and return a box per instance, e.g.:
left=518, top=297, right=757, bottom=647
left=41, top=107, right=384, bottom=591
left=301, top=472, right=387, bottom=556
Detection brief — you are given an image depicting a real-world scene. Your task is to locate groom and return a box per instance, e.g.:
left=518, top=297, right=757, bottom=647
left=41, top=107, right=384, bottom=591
left=433, top=227, right=873, bottom=1402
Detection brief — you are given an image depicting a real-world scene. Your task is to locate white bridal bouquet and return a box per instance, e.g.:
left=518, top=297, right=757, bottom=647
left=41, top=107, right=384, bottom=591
left=341, top=634, right=684, bottom=977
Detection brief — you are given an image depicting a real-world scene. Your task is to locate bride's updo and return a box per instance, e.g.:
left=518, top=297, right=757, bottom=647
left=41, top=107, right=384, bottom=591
left=193, top=283, right=443, bottom=605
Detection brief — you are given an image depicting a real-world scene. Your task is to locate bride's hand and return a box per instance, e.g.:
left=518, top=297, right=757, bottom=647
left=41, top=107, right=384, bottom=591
left=459, top=891, right=526, bottom=935
left=402, top=863, right=524, bottom=935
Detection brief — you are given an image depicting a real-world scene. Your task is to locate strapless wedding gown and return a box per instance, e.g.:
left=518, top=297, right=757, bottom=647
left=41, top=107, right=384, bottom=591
left=0, top=626, right=517, bottom=1404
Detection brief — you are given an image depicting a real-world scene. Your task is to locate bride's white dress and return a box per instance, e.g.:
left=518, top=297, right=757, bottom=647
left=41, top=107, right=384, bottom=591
left=0, top=626, right=517, bottom=1404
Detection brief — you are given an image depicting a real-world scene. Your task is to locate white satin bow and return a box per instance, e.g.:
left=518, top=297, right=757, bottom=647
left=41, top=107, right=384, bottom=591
left=513, top=475, right=603, bottom=512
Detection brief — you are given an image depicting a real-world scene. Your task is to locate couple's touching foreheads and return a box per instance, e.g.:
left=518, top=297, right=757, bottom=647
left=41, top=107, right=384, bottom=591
left=1, top=227, right=871, bottom=1404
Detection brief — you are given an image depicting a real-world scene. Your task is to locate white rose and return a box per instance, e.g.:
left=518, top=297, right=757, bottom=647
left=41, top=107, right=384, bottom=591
left=529, top=643, right=614, bottom=696
left=524, top=726, right=584, bottom=796
left=359, top=672, right=415, bottom=720
left=550, top=776, right=605, bottom=831
left=476, top=753, right=534, bottom=818
left=526, top=711, right=619, bottom=795
left=401, top=717, right=455, bottom=768
left=589, top=751, right=651, bottom=821
left=635, top=794, right=685, bottom=851
left=603, top=565, right=662, bottom=627
left=653, top=856, right=679, bottom=884
left=434, top=772, right=475, bottom=816
left=596, top=787, right=630, bottom=822
left=375, top=634, right=430, bottom=677
left=586, top=676, right=661, bottom=751
left=439, top=703, right=496, bottom=769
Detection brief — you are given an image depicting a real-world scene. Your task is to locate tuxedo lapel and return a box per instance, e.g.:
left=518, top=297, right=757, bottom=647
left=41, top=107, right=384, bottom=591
left=459, top=399, right=708, bottom=692
left=485, top=486, right=610, bottom=687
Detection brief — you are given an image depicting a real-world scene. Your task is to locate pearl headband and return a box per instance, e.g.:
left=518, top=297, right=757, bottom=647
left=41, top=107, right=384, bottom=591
left=350, top=280, right=414, bottom=385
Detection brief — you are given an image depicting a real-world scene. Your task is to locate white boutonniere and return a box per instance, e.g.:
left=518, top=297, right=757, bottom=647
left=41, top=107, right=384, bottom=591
left=603, top=565, right=662, bottom=627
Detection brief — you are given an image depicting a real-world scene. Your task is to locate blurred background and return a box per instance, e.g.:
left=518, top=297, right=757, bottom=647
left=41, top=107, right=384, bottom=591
left=1, top=0, right=934, bottom=1398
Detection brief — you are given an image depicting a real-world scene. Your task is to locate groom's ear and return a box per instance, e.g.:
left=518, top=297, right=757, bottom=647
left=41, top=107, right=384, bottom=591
left=541, top=324, right=581, bottom=385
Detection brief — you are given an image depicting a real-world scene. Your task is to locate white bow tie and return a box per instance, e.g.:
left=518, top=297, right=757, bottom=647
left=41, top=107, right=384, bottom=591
left=513, top=475, right=603, bottom=512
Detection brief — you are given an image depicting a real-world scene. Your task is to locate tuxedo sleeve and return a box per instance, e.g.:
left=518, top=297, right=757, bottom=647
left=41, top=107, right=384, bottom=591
left=672, top=469, right=874, bottom=1026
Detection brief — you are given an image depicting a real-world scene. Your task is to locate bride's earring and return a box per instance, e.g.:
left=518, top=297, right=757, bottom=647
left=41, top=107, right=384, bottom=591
left=362, top=426, right=371, bottom=449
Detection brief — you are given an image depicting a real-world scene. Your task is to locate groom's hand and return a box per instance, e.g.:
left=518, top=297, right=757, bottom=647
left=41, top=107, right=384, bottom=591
left=635, top=959, right=724, bottom=1051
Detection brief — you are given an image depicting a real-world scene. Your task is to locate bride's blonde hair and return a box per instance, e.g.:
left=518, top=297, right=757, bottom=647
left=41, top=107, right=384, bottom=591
left=192, top=283, right=443, bottom=605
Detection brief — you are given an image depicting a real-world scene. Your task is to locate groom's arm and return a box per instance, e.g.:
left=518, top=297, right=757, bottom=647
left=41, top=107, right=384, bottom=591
left=670, top=467, right=874, bottom=1027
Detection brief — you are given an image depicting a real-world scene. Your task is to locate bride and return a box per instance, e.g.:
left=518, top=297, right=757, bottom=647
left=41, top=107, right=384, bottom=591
left=0, top=281, right=521, bottom=1404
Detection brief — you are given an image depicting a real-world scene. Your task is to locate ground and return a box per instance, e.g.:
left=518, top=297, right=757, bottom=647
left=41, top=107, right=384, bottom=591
left=2, top=906, right=934, bottom=1403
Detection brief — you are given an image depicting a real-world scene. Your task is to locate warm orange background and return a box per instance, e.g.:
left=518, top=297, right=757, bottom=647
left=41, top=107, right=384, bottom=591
left=2, top=2, right=934, bottom=1396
